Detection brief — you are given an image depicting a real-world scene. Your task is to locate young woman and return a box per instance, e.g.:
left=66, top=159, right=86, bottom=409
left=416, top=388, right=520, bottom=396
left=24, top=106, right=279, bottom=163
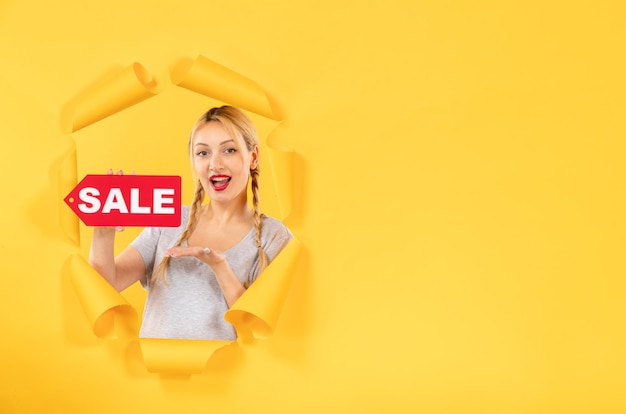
left=88, top=106, right=292, bottom=340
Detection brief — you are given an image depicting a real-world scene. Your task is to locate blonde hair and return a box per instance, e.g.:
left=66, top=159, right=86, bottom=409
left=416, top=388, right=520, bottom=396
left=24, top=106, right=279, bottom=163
left=153, top=106, right=268, bottom=287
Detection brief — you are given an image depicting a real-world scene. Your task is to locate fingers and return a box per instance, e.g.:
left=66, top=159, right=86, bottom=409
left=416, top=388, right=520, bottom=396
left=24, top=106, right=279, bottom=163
left=165, top=246, right=213, bottom=258
left=106, top=168, right=127, bottom=230
left=165, top=246, right=190, bottom=258
left=107, top=168, right=135, bottom=175
left=166, top=246, right=226, bottom=269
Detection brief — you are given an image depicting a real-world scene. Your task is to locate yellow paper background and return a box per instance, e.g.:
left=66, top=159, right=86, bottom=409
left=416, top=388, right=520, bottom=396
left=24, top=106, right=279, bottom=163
left=59, top=54, right=300, bottom=360
left=1, top=1, right=625, bottom=413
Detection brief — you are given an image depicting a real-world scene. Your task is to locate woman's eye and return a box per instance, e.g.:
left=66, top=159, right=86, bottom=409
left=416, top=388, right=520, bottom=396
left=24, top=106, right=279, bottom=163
left=196, top=150, right=209, bottom=157
left=224, top=148, right=237, bottom=154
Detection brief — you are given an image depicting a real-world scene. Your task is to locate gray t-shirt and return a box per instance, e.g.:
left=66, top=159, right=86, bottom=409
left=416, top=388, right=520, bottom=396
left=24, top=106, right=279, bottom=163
left=131, top=206, right=292, bottom=340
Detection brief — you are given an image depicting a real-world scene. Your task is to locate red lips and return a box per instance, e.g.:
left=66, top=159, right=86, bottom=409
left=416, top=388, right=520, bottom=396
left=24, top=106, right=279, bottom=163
left=209, top=174, right=231, bottom=191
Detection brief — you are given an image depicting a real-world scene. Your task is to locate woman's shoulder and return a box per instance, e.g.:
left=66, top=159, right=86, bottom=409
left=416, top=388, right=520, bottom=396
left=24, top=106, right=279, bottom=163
left=261, top=214, right=289, bottom=229
left=260, top=214, right=292, bottom=239
left=181, top=205, right=191, bottom=225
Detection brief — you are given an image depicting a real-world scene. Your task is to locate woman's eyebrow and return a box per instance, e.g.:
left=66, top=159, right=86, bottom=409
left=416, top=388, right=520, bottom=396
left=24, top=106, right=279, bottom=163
left=194, top=139, right=234, bottom=146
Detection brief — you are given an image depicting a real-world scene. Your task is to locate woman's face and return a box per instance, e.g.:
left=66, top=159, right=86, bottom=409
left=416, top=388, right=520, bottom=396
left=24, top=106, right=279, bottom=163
left=192, top=121, right=258, bottom=204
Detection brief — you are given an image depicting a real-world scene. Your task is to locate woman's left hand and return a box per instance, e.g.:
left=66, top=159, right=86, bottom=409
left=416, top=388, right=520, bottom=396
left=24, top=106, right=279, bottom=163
left=165, top=246, right=226, bottom=267
left=165, top=245, right=245, bottom=306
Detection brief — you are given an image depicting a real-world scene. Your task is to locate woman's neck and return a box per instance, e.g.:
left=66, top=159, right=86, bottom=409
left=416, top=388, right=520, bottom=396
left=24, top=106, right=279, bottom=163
left=202, top=199, right=253, bottom=224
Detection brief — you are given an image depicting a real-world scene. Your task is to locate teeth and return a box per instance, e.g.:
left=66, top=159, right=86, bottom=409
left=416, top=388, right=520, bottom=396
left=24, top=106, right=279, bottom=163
left=212, top=177, right=229, bottom=182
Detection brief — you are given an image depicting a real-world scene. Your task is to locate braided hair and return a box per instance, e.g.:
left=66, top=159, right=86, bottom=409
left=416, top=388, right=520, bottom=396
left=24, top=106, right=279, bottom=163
left=152, top=106, right=267, bottom=286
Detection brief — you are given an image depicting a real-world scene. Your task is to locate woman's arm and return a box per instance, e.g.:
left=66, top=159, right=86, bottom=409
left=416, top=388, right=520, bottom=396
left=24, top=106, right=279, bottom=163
left=89, top=227, right=146, bottom=292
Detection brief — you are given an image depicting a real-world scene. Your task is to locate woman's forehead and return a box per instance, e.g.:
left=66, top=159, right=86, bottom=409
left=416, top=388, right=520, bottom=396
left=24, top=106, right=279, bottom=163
left=194, top=122, right=230, bottom=140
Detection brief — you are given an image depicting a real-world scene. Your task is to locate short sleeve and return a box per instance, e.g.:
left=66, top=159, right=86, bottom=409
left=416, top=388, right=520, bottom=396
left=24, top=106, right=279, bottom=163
left=263, top=219, right=293, bottom=263
left=248, top=217, right=293, bottom=284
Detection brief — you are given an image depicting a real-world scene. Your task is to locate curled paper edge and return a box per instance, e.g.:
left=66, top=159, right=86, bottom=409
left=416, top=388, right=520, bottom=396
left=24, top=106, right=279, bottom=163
left=67, top=254, right=138, bottom=339
left=138, top=338, right=233, bottom=374
left=225, top=238, right=302, bottom=340
left=61, top=62, right=160, bottom=134
left=266, top=144, right=294, bottom=220
left=170, top=55, right=278, bottom=120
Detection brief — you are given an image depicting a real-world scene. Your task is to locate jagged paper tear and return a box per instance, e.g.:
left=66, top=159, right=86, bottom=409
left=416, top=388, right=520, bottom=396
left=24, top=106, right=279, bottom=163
left=68, top=254, right=138, bottom=339
left=138, top=338, right=233, bottom=374
left=61, top=55, right=301, bottom=374
left=225, top=238, right=302, bottom=341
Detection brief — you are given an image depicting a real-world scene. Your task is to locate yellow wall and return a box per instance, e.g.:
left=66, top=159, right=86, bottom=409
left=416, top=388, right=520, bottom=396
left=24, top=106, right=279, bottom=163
left=1, top=1, right=625, bottom=413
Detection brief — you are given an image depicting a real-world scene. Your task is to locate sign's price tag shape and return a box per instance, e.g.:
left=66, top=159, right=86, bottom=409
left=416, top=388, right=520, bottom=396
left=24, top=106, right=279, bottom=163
left=64, top=174, right=182, bottom=227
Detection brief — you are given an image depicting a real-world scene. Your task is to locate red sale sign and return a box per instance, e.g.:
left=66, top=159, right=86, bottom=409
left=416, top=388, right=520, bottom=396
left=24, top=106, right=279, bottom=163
left=64, top=175, right=182, bottom=227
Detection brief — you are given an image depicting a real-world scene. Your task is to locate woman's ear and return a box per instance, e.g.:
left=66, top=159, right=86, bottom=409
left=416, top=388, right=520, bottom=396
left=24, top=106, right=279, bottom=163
left=250, top=145, right=260, bottom=169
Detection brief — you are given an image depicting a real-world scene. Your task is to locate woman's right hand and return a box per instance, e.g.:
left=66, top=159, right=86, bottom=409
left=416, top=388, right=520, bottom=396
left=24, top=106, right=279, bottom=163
left=105, top=168, right=134, bottom=232
left=89, top=168, right=145, bottom=292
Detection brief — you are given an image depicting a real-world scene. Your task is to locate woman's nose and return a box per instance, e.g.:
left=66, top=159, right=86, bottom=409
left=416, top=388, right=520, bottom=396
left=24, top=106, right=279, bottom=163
left=209, top=153, right=223, bottom=171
